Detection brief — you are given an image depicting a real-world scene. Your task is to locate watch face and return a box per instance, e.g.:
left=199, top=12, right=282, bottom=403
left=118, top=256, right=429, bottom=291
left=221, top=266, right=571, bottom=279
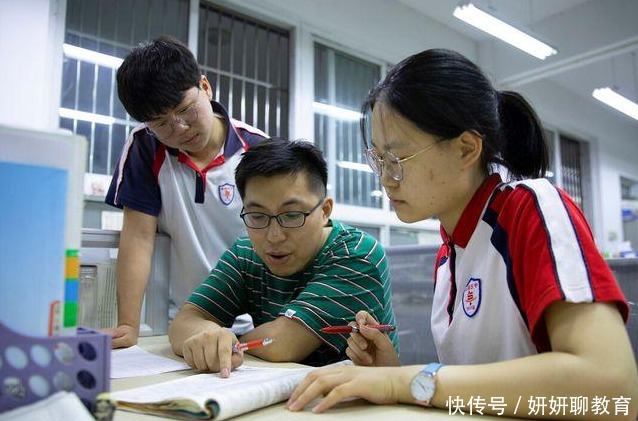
left=410, top=372, right=436, bottom=402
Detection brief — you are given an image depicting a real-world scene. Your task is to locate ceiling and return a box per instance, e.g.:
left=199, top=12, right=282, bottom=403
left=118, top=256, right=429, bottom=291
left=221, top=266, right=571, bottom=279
left=394, top=0, right=638, bottom=122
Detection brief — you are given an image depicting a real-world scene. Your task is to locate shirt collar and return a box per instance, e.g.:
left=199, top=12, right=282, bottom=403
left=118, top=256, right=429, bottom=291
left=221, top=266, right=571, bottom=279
left=210, top=100, right=245, bottom=158
left=441, top=173, right=503, bottom=248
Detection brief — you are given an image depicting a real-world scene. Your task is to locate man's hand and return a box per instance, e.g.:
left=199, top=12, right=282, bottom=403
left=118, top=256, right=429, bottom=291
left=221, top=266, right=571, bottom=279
left=105, top=324, right=138, bottom=349
left=181, top=328, right=244, bottom=377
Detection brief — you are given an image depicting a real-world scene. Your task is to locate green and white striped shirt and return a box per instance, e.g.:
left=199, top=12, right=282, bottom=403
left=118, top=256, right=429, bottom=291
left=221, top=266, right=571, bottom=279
left=188, top=220, right=398, bottom=366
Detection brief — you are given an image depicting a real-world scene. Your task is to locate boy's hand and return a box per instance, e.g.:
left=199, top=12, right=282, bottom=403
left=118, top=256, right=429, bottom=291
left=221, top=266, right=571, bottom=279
left=105, top=324, right=138, bottom=349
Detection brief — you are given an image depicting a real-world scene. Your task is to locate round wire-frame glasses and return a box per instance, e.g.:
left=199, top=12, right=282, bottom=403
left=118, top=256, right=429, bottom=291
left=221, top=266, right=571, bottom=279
left=364, top=140, right=443, bottom=181
left=240, top=197, right=325, bottom=229
left=145, top=89, right=201, bottom=140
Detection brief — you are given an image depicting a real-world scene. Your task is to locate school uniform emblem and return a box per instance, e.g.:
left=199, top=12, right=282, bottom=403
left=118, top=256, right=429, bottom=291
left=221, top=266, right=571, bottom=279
left=218, top=183, right=235, bottom=205
left=462, top=278, right=481, bottom=317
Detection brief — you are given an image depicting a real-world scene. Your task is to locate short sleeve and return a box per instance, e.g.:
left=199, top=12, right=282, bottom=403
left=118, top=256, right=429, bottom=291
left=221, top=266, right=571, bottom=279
left=504, top=183, right=627, bottom=351
left=187, top=243, right=248, bottom=327
left=105, top=128, right=162, bottom=216
left=279, top=233, right=397, bottom=357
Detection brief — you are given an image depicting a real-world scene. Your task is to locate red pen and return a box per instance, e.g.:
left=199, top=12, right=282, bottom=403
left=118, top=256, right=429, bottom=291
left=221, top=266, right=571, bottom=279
left=321, top=324, right=395, bottom=334
left=232, top=338, right=274, bottom=353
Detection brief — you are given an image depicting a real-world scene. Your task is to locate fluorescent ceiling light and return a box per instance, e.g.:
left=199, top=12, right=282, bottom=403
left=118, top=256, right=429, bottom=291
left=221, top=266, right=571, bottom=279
left=336, top=161, right=374, bottom=173
left=59, top=108, right=116, bottom=125
left=592, top=87, right=638, bottom=121
left=63, top=44, right=124, bottom=68
left=312, top=102, right=361, bottom=121
left=453, top=2, right=557, bottom=60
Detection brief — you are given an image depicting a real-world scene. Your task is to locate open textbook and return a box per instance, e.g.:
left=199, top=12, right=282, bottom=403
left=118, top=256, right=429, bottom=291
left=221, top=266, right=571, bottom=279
left=111, top=361, right=351, bottom=420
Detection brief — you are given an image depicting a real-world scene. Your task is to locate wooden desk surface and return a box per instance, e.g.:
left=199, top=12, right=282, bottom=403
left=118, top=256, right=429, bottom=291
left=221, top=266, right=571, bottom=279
left=111, top=336, right=508, bottom=420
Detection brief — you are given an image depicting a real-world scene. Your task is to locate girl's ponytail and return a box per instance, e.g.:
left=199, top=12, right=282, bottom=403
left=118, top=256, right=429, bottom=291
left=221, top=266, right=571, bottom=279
left=498, top=91, right=549, bottom=179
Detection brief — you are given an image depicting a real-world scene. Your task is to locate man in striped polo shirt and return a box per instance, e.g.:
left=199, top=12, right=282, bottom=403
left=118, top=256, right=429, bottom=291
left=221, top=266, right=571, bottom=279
left=169, top=139, right=398, bottom=375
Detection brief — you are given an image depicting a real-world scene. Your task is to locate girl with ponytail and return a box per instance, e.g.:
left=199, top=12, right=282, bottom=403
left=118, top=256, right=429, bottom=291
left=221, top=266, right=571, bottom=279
left=288, top=49, right=637, bottom=419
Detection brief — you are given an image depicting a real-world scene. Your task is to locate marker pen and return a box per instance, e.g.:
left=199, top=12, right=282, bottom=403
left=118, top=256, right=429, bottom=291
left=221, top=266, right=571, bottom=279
left=232, top=337, right=274, bottom=353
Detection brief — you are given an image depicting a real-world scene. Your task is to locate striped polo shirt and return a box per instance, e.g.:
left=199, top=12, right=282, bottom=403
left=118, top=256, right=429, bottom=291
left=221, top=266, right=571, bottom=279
left=431, top=174, right=628, bottom=364
left=188, top=220, right=398, bottom=366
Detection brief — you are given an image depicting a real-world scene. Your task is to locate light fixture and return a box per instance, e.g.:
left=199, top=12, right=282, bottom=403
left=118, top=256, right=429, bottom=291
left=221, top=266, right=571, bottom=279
left=312, top=102, right=361, bottom=121
left=592, top=88, right=638, bottom=121
left=59, top=108, right=116, bottom=125
left=63, top=44, right=124, bottom=68
left=336, top=161, right=374, bottom=173
left=453, top=2, right=557, bottom=60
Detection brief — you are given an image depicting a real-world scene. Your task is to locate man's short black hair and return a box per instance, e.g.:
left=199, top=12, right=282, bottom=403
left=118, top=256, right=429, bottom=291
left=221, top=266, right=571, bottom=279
left=116, top=35, right=200, bottom=122
left=235, top=139, right=328, bottom=199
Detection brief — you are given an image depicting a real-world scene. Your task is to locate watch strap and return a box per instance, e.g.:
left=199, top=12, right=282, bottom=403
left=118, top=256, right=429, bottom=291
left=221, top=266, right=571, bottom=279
left=415, top=362, right=444, bottom=407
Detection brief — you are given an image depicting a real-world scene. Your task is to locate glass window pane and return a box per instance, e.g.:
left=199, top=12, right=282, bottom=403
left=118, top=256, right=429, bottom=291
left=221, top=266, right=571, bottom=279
left=347, top=224, right=381, bottom=242
left=313, top=43, right=381, bottom=208
left=62, top=0, right=189, bottom=176
left=390, top=228, right=441, bottom=246
left=198, top=3, right=290, bottom=139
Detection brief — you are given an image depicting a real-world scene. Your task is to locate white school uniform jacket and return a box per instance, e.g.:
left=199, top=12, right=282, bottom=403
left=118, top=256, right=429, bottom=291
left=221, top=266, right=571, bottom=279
left=106, top=100, right=267, bottom=306
left=431, top=174, right=628, bottom=364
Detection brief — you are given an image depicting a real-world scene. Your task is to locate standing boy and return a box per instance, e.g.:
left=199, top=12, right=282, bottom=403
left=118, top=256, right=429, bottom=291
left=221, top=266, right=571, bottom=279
left=105, top=36, right=266, bottom=348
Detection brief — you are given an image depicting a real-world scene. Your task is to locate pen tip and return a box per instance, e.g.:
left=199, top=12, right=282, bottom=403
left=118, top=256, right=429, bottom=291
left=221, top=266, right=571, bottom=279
left=263, top=338, right=274, bottom=345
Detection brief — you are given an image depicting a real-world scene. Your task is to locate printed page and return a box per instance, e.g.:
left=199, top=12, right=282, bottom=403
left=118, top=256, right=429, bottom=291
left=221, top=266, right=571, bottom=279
left=209, top=367, right=313, bottom=420
left=111, top=365, right=312, bottom=419
left=111, top=345, right=190, bottom=378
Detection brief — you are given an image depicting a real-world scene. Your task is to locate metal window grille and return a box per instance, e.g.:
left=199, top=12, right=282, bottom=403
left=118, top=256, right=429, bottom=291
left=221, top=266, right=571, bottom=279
left=61, top=0, right=189, bottom=175
left=560, top=134, right=586, bottom=209
left=198, top=3, right=289, bottom=138
left=313, top=43, right=382, bottom=208
left=60, top=0, right=289, bottom=176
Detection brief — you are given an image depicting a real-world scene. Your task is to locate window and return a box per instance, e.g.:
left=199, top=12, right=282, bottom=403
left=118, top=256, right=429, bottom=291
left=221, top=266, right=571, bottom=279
left=390, top=228, right=442, bottom=246
left=544, top=128, right=592, bottom=220
left=559, top=134, right=587, bottom=209
left=61, top=0, right=289, bottom=176
left=198, top=4, right=289, bottom=138
left=313, top=43, right=382, bottom=208
left=61, top=0, right=190, bottom=175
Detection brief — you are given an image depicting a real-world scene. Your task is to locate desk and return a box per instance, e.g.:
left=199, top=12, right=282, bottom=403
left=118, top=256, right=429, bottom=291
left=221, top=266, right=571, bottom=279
left=112, top=336, right=509, bottom=420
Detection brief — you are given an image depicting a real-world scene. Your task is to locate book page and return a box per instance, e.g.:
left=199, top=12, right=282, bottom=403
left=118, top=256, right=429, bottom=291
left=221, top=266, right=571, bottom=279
left=111, top=365, right=313, bottom=420
left=112, top=361, right=352, bottom=420
left=208, top=366, right=312, bottom=420
left=111, top=345, right=190, bottom=378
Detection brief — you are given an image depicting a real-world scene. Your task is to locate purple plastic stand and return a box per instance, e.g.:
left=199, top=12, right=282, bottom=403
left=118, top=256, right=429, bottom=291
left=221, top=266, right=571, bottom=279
left=0, top=322, right=111, bottom=413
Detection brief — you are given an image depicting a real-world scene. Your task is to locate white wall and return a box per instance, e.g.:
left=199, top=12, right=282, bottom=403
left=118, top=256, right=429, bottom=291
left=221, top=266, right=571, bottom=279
left=0, top=0, right=66, bottom=130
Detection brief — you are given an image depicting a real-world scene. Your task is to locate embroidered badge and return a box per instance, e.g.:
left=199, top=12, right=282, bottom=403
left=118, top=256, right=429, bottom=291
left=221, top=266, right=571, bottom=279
left=218, top=183, right=235, bottom=206
left=462, top=278, right=481, bottom=317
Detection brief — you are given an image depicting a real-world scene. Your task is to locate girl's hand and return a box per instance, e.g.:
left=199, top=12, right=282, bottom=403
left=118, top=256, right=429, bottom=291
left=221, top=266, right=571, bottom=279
left=346, top=310, right=400, bottom=366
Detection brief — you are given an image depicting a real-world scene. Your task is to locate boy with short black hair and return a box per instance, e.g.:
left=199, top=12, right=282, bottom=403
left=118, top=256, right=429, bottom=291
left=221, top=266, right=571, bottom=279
left=106, top=35, right=266, bottom=348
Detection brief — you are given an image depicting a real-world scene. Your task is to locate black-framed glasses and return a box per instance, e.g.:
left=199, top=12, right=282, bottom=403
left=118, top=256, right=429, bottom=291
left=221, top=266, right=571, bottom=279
left=364, top=140, right=443, bottom=182
left=145, top=89, right=201, bottom=140
left=240, top=197, right=325, bottom=229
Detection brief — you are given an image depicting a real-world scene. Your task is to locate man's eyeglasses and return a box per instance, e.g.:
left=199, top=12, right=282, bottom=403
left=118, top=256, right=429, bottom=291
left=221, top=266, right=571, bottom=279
left=145, top=89, right=201, bottom=140
left=240, top=197, right=325, bottom=229
left=364, top=140, right=443, bottom=182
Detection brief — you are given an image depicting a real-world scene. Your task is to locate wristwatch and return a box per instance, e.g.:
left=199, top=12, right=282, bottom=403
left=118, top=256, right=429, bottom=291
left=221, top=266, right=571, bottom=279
left=410, top=362, right=444, bottom=407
